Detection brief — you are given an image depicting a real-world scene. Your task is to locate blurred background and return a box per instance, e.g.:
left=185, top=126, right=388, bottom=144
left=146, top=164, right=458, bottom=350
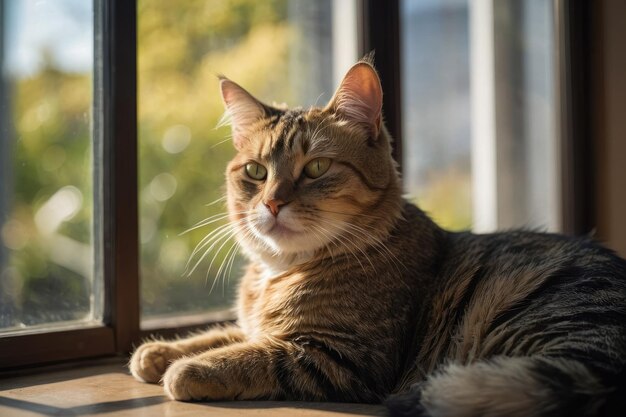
left=1, top=0, right=622, bottom=334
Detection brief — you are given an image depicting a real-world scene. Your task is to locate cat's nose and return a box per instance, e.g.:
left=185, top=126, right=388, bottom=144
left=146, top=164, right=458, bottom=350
left=264, top=199, right=284, bottom=217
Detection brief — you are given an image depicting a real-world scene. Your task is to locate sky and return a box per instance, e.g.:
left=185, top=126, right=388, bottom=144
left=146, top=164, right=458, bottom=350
left=3, top=0, right=93, bottom=77
left=1, top=0, right=466, bottom=78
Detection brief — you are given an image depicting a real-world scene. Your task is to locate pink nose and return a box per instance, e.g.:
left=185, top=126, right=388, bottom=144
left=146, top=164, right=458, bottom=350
left=264, top=199, right=284, bottom=217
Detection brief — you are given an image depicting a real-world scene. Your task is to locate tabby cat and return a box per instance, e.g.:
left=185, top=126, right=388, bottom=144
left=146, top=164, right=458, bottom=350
left=130, top=57, right=626, bottom=417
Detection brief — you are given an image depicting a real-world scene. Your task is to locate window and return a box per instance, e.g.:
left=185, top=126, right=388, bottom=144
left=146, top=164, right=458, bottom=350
left=400, top=0, right=472, bottom=231
left=0, top=0, right=129, bottom=367
left=0, top=0, right=593, bottom=368
left=400, top=0, right=560, bottom=232
left=0, top=1, right=97, bottom=332
left=470, top=0, right=560, bottom=232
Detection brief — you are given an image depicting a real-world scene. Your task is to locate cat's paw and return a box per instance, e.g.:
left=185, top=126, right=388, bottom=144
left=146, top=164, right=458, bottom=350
left=163, top=358, right=229, bottom=401
left=129, top=341, right=185, bottom=384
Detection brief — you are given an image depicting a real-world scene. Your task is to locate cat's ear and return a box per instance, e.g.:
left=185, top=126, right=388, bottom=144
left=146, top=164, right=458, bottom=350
left=326, top=61, right=383, bottom=138
left=219, top=77, right=268, bottom=149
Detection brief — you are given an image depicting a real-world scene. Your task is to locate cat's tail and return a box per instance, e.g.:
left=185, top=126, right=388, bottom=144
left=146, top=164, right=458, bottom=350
left=385, top=356, right=625, bottom=417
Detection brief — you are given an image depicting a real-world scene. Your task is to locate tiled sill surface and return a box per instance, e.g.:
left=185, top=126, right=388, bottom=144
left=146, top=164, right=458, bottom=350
left=0, top=358, right=386, bottom=417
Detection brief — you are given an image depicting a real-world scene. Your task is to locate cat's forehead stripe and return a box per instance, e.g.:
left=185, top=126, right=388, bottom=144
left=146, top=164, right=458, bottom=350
left=251, top=109, right=325, bottom=162
left=263, top=111, right=303, bottom=160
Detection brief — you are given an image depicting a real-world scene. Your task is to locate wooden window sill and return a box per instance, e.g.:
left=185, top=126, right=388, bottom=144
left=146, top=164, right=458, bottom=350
left=0, top=358, right=385, bottom=416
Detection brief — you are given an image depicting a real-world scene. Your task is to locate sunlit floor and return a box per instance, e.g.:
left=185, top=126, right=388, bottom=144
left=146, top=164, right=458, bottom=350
left=0, top=358, right=386, bottom=417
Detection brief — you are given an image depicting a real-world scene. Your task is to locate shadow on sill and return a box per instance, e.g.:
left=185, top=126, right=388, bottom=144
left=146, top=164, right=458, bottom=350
left=0, top=358, right=387, bottom=417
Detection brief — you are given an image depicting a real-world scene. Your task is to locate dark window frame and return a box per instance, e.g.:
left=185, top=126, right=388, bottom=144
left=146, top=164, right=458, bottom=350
left=0, top=0, right=137, bottom=368
left=556, top=0, right=594, bottom=236
left=0, top=0, right=592, bottom=370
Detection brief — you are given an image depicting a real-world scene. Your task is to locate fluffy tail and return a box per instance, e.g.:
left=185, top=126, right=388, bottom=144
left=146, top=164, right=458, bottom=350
left=385, top=356, right=623, bottom=417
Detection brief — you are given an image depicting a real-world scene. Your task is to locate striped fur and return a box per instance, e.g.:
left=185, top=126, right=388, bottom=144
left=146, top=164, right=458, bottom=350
left=130, top=59, right=626, bottom=416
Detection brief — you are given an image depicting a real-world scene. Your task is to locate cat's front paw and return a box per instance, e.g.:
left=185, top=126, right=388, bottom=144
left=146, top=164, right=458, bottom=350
left=163, top=358, right=229, bottom=401
left=129, top=341, right=184, bottom=383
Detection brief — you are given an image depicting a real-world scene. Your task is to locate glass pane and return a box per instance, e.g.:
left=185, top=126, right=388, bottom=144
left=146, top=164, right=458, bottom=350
left=138, top=0, right=357, bottom=323
left=0, top=0, right=96, bottom=332
left=400, top=0, right=472, bottom=230
left=400, top=0, right=558, bottom=232
left=490, top=0, right=559, bottom=230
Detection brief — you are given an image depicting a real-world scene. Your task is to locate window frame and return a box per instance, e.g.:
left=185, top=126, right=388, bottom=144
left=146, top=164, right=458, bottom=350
left=0, top=0, right=137, bottom=368
left=0, top=0, right=593, bottom=370
left=555, top=0, right=594, bottom=236
left=359, top=0, right=403, bottom=166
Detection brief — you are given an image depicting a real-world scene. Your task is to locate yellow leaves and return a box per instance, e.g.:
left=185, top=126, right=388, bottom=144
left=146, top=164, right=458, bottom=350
left=201, top=23, right=293, bottom=96
left=138, top=19, right=293, bottom=146
left=139, top=30, right=189, bottom=73
left=412, top=168, right=472, bottom=231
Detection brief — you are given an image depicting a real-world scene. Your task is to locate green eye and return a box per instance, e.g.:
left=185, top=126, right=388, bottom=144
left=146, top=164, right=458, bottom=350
left=245, top=162, right=267, bottom=180
left=304, top=157, right=332, bottom=179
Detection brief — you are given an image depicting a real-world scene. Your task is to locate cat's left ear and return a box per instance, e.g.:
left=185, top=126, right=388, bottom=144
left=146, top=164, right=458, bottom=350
left=325, top=61, right=383, bottom=139
left=219, top=77, right=268, bottom=149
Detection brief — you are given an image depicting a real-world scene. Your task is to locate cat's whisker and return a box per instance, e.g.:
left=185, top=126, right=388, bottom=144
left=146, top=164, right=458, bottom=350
left=306, top=224, right=336, bottom=264
left=308, top=223, right=341, bottom=257
left=338, top=221, right=407, bottom=274
left=209, top=136, right=234, bottom=150
left=307, top=118, right=334, bottom=151
left=206, top=228, right=241, bottom=292
left=313, top=217, right=409, bottom=290
left=186, top=229, right=234, bottom=278
left=205, top=219, right=254, bottom=294
left=311, top=92, right=325, bottom=108
left=315, top=217, right=377, bottom=272
left=183, top=212, right=231, bottom=233
left=189, top=223, right=233, bottom=260
left=314, top=222, right=369, bottom=275
left=224, top=241, right=241, bottom=288
left=213, top=239, right=239, bottom=296
left=185, top=222, right=239, bottom=272
left=187, top=217, right=257, bottom=292
left=180, top=213, right=233, bottom=236
left=238, top=218, right=275, bottom=253
left=316, top=207, right=387, bottom=221
left=222, top=240, right=241, bottom=292
left=309, top=211, right=407, bottom=274
left=215, top=111, right=231, bottom=130
left=181, top=210, right=254, bottom=235
left=205, top=195, right=228, bottom=207
left=345, top=222, right=404, bottom=272
left=334, top=232, right=368, bottom=275
left=306, top=117, right=329, bottom=148
left=184, top=213, right=255, bottom=270
left=185, top=218, right=250, bottom=277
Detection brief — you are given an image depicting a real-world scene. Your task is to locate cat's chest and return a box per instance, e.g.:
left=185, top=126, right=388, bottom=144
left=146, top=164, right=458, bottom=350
left=241, top=269, right=329, bottom=336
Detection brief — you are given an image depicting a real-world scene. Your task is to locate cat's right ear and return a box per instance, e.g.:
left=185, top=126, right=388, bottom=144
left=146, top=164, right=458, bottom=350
left=219, top=77, right=267, bottom=149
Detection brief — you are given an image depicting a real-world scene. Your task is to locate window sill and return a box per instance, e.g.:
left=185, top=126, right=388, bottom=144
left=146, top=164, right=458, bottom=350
left=0, top=358, right=385, bottom=417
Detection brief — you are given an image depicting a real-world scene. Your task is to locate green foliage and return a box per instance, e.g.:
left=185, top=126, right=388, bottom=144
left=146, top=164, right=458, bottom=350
left=3, top=62, right=93, bottom=327
left=3, top=0, right=298, bottom=327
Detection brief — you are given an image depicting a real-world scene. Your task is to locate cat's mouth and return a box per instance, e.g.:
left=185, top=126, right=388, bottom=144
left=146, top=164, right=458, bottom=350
left=248, top=208, right=317, bottom=253
left=266, top=222, right=297, bottom=238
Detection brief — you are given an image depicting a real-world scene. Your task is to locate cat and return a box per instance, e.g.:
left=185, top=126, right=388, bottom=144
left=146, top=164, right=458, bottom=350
left=130, top=56, right=626, bottom=417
